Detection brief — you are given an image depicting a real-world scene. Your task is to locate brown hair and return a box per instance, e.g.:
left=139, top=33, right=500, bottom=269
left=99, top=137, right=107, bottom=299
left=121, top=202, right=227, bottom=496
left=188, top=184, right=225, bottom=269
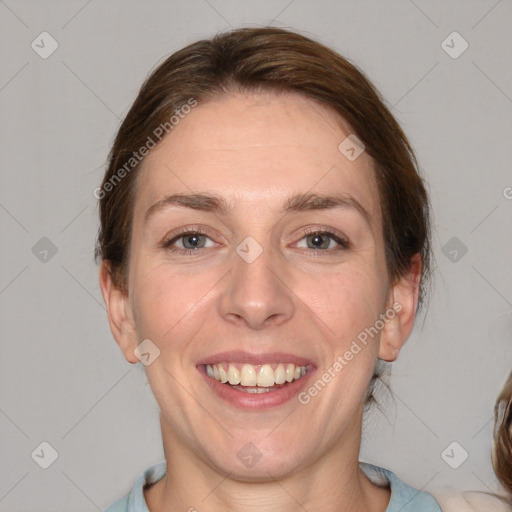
left=493, top=370, right=512, bottom=497
left=94, top=26, right=432, bottom=407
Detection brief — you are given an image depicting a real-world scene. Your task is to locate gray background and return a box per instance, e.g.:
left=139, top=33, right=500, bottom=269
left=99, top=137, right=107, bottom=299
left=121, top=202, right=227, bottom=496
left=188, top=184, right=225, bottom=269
left=1, top=0, right=511, bottom=510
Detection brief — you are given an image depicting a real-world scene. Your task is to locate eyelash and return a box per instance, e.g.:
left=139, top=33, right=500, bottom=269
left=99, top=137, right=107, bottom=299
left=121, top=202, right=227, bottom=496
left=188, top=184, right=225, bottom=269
left=160, top=226, right=349, bottom=256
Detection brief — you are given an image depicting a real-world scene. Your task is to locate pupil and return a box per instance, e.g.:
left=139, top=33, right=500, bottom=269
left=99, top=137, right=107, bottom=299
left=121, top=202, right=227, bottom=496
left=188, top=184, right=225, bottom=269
left=311, top=234, right=324, bottom=248
left=186, top=235, right=201, bottom=248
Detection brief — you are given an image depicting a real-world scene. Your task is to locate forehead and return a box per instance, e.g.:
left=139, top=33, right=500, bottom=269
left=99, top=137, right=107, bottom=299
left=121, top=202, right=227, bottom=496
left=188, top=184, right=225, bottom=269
left=133, top=90, right=381, bottom=223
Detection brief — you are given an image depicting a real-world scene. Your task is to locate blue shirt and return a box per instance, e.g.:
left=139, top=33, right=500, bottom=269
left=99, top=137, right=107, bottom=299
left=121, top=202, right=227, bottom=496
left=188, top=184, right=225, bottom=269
left=105, top=460, right=441, bottom=511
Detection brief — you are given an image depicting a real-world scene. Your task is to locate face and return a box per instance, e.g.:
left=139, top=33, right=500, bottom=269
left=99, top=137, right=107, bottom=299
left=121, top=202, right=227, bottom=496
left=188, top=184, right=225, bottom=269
left=102, top=90, right=418, bottom=481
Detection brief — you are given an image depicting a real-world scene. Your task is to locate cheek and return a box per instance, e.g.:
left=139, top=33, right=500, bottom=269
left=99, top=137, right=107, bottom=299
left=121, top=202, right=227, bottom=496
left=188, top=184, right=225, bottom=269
left=131, top=264, right=218, bottom=345
left=298, top=267, right=387, bottom=341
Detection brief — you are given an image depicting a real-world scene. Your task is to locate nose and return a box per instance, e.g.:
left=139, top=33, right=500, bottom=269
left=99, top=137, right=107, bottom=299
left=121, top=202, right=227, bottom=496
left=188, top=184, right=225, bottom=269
left=218, top=238, right=295, bottom=330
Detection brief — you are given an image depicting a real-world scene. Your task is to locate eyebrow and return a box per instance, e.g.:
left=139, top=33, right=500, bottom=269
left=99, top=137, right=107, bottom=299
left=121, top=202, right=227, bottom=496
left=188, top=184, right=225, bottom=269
left=144, top=191, right=371, bottom=226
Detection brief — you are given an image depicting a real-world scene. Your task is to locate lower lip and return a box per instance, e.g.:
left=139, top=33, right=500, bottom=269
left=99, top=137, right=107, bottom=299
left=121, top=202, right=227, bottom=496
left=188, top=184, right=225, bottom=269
left=197, top=365, right=315, bottom=410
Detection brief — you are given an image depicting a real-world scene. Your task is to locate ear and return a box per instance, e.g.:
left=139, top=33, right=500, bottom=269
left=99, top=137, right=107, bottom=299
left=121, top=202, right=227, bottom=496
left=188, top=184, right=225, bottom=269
left=378, top=254, right=422, bottom=362
left=99, top=260, right=139, bottom=364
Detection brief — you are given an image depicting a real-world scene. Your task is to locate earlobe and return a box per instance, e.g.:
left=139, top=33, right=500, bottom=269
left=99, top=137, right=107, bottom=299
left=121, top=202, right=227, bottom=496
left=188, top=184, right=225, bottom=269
left=99, top=260, right=139, bottom=364
left=378, top=254, right=422, bottom=362
left=378, top=310, right=402, bottom=362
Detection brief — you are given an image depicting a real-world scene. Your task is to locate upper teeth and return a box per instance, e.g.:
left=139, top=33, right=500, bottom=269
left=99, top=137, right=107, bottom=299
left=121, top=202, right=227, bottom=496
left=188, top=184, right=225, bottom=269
left=206, top=363, right=307, bottom=387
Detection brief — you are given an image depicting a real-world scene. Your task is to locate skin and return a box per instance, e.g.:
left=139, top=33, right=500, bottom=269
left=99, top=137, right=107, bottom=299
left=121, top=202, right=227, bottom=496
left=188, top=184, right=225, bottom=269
left=100, top=90, right=421, bottom=512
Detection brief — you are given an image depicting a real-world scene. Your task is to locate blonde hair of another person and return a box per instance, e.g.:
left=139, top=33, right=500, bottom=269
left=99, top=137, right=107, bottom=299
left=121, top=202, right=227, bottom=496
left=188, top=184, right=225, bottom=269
left=431, top=370, right=512, bottom=511
left=493, top=370, right=512, bottom=500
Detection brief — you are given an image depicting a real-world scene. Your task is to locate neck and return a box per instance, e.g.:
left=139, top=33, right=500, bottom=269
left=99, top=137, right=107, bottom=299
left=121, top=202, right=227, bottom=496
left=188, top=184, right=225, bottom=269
left=145, top=415, right=390, bottom=512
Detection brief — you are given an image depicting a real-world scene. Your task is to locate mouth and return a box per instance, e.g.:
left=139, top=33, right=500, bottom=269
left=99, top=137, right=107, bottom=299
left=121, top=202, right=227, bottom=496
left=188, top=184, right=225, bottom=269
left=197, top=353, right=315, bottom=409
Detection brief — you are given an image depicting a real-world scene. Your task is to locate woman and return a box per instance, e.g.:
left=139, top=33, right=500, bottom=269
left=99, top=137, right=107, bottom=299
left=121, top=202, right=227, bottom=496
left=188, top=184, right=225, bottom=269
left=96, top=26, right=440, bottom=511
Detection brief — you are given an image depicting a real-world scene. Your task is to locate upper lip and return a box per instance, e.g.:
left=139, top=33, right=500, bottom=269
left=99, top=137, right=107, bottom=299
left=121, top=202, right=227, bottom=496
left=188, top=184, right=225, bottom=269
left=197, top=351, right=316, bottom=367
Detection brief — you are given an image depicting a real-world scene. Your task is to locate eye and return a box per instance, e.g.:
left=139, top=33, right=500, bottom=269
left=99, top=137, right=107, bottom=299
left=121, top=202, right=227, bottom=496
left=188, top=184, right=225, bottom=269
left=160, top=227, right=349, bottom=256
left=295, top=228, right=349, bottom=252
left=161, top=229, right=217, bottom=255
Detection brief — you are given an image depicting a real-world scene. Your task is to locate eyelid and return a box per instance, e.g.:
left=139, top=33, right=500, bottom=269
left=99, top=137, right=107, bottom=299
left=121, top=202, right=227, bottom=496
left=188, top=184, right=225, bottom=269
left=160, top=226, right=217, bottom=248
left=300, top=225, right=347, bottom=239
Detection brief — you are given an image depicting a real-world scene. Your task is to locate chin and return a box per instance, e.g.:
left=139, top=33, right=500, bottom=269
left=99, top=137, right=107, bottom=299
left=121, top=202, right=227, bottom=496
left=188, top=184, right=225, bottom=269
left=204, top=436, right=308, bottom=482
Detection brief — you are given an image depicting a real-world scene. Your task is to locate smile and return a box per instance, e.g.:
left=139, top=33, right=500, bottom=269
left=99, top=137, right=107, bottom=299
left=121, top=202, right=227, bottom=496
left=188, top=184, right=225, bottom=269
left=206, top=362, right=308, bottom=392
left=197, top=352, right=315, bottom=408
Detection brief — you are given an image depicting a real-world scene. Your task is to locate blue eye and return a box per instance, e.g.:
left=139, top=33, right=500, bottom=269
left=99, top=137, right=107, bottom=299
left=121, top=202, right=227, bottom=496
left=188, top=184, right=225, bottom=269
left=298, top=230, right=349, bottom=251
left=161, top=227, right=349, bottom=256
left=161, top=230, right=215, bottom=254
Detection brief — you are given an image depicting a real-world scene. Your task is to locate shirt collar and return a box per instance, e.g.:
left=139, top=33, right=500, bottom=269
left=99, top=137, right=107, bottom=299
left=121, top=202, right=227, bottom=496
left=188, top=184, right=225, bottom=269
left=125, top=460, right=441, bottom=512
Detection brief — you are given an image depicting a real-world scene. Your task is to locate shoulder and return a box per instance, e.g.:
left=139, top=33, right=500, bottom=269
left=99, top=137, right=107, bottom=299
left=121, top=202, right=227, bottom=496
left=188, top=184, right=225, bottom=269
left=104, top=494, right=129, bottom=512
left=429, top=488, right=511, bottom=512
left=360, top=462, right=442, bottom=511
left=103, top=461, right=167, bottom=512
